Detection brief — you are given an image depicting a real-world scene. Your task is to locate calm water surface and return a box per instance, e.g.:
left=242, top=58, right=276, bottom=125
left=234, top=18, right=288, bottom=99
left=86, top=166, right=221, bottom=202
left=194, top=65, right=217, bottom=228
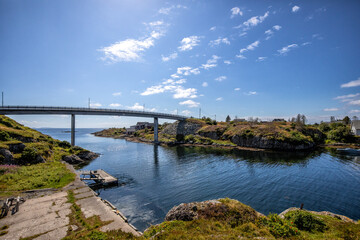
left=38, top=128, right=360, bottom=231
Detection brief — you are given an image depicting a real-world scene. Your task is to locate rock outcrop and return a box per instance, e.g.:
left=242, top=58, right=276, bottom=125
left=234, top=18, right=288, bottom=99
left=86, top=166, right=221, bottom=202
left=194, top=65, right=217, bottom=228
left=62, top=151, right=99, bottom=165
left=161, top=120, right=202, bottom=136
left=165, top=198, right=262, bottom=223
left=230, top=135, right=315, bottom=150
left=8, top=143, right=26, bottom=153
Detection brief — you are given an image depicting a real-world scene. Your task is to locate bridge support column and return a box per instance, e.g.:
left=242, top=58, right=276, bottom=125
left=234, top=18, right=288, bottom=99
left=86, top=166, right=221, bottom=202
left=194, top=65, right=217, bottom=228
left=71, top=114, right=75, bottom=146
left=154, top=117, right=158, bottom=144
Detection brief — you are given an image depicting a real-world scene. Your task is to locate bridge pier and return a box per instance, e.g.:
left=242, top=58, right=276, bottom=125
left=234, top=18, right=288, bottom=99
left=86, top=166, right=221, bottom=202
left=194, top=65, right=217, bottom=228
left=71, top=114, right=75, bottom=146
left=154, top=117, right=158, bottom=144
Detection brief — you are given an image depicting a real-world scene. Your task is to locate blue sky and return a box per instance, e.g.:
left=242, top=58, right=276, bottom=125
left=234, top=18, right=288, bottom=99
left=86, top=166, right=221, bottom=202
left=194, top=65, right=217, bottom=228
left=1, top=0, right=360, bottom=128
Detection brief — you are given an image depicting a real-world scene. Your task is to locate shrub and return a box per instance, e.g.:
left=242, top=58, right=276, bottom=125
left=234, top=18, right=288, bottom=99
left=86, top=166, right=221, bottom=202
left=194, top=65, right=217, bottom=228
left=285, top=210, right=327, bottom=232
left=0, top=131, right=11, bottom=141
left=263, top=214, right=299, bottom=238
left=327, top=126, right=353, bottom=143
left=185, top=134, right=195, bottom=142
left=58, top=140, right=71, bottom=148
left=21, top=147, right=39, bottom=163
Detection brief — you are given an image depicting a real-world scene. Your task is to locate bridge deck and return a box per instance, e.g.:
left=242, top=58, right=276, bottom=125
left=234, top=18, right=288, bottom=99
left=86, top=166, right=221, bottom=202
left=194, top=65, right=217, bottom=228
left=0, top=105, right=187, bottom=120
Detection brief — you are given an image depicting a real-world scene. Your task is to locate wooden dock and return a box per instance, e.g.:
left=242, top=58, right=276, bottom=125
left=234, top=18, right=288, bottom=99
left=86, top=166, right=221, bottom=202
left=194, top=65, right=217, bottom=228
left=78, top=169, right=118, bottom=186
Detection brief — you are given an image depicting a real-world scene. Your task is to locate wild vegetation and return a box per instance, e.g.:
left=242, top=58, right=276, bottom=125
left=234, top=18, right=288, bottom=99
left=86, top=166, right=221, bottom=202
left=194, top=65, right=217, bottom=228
left=0, top=115, right=96, bottom=195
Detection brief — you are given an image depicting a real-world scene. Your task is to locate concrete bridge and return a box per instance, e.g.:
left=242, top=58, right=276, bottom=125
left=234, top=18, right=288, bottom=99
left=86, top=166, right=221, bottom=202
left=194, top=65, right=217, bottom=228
left=0, top=106, right=187, bottom=146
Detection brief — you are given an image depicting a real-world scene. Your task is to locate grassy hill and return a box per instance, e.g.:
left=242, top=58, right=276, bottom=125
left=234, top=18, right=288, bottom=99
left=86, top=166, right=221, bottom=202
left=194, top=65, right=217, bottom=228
left=0, top=115, right=95, bottom=196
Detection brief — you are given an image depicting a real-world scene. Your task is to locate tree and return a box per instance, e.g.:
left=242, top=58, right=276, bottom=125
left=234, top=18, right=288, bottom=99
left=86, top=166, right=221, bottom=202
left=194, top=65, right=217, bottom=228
left=330, top=116, right=336, bottom=123
left=226, top=115, right=231, bottom=122
left=301, top=114, right=306, bottom=125
left=343, top=116, right=351, bottom=125
left=352, top=116, right=358, bottom=121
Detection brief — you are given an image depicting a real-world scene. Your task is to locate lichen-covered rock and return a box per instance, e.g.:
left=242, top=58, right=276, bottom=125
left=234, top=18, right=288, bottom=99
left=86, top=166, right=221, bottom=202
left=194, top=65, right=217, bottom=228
left=231, top=135, right=315, bottom=150
left=165, top=198, right=262, bottom=224
left=161, top=120, right=202, bottom=136
left=0, top=148, right=14, bottom=164
left=8, top=143, right=26, bottom=153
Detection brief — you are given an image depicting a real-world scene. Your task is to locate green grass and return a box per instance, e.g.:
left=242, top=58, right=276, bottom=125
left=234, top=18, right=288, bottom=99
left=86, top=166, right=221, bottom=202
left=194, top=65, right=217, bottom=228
left=0, top=161, right=75, bottom=194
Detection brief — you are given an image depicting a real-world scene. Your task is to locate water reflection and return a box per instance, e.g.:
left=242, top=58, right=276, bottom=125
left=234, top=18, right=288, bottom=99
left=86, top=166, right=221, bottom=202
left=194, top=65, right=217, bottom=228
left=166, top=145, right=322, bottom=167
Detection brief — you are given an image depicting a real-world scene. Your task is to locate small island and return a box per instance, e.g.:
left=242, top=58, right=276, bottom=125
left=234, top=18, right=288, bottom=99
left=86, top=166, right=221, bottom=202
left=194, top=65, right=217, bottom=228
left=93, top=115, right=359, bottom=151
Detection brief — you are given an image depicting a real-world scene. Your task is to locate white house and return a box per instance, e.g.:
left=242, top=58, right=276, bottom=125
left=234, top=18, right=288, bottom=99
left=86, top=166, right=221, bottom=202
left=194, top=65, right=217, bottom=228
left=351, top=120, right=360, bottom=136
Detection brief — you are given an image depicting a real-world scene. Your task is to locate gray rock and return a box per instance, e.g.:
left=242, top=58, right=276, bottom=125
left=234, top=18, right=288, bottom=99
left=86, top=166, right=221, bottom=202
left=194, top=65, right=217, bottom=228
left=62, top=155, right=84, bottom=164
left=0, top=148, right=14, bottom=164
left=165, top=200, right=221, bottom=221
left=230, top=135, right=315, bottom=150
left=161, top=120, right=202, bottom=136
left=77, top=151, right=99, bottom=161
left=9, top=143, right=26, bottom=153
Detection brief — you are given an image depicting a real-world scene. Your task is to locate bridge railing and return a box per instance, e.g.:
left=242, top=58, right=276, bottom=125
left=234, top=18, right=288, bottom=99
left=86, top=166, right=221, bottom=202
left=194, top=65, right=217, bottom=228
left=0, top=105, right=187, bottom=119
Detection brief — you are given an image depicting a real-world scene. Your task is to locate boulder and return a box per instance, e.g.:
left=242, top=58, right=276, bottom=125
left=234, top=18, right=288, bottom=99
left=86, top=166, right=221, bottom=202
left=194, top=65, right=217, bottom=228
left=62, top=154, right=84, bottom=164
left=0, top=149, right=14, bottom=164
left=76, top=151, right=99, bottom=161
left=8, top=143, right=26, bottom=153
left=165, top=200, right=221, bottom=221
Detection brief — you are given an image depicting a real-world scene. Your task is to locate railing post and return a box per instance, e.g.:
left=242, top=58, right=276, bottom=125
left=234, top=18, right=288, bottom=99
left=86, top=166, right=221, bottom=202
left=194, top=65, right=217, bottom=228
left=154, top=117, right=158, bottom=144
left=71, top=114, right=75, bottom=146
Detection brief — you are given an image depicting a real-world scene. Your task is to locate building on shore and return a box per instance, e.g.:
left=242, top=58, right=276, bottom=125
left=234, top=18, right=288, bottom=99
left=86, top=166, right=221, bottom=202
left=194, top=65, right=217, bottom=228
left=351, top=120, right=360, bottom=136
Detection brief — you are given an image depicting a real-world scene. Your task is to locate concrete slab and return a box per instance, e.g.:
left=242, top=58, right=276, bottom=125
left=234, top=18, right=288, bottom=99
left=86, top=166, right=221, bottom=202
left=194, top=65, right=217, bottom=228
left=75, top=190, right=95, bottom=199
left=33, top=226, right=68, bottom=240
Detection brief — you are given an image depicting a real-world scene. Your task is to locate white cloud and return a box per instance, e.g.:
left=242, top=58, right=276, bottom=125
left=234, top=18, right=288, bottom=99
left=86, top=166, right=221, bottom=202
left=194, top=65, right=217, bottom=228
left=277, top=44, right=298, bottom=55
left=350, top=110, right=360, bottom=113
left=324, top=108, right=339, bottom=112
left=257, top=57, right=267, bottom=62
left=240, top=40, right=260, bottom=53
left=209, top=26, right=216, bottom=31
left=231, top=7, right=243, bottom=18
left=236, top=54, right=246, bottom=59
left=109, top=103, right=122, bottom=107
left=209, top=37, right=230, bottom=47
left=349, top=100, right=360, bottom=105
left=334, top=93, right=360, bottom=100
left=178, top=36, right=201, bottom=51
left=244, top=91, right=257, bottom=95
left=237, top=11, right=269, bottom=29
left=146, top=20, right=164, bottom=27
left=341, top=78, right=360, bottom=88
left=216, top=97, right=223, bottom=101
left=224, top=60, right=232, bottom=65
left=99, top=37, right=155, bottom=62
left=171, top=74, right=180, bottom=79
left=173, top=87, right=197, bottom=99
left=202, top=82, right=208, bottom=87
left=162, top=52, right=178, bottom=62
left=112, top=92, right=122, bottom=96
left=202, top=55, right=220, bottom=69
left=177, top=66, right=200, bottom=75
left=90, top=103, right=102, bottom=108
left=158, top=5, right=187, bottom=15
left=215, top=76, right=227, bottom=82
left=181, top=110, right=192, bottom=116
left=302, top=42, right=311, bottom=46
left=265, top=25, right=281, bottom=40
left=292, top=6, right=300, bottom=13
left=141, top=85, right=166, bottom=96
left=127, top=103, right=144, bottom=111
left=273, top=25, right=282, bottom=31
left=234, top=88, right=241, bottom=91
left=179, top=100, right=200, bottom=108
